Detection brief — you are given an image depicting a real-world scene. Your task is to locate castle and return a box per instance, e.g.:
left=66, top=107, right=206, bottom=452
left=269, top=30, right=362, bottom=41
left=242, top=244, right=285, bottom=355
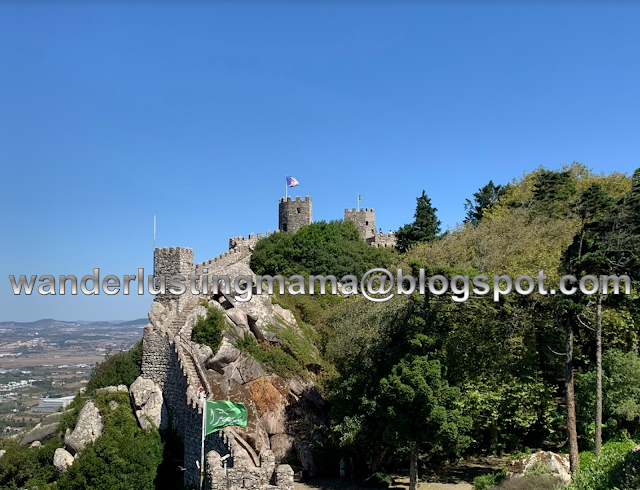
left=229, top=196, right=397, bottom=251
left=141, top=194, right=396, bottom=489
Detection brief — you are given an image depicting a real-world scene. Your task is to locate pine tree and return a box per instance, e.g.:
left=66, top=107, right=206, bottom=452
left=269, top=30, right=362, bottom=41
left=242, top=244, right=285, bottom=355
left=396, top=191, right=441, bottom=252
left=464, top=180, right=506, bottom=226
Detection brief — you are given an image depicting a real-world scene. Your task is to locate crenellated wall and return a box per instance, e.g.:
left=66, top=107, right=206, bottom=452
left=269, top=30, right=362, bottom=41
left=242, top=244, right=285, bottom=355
left=228, top=230, right=280, bottom=252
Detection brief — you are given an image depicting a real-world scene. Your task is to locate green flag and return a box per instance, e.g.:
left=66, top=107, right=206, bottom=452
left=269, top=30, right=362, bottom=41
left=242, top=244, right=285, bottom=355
left=205, top=400, right=248, bottom=435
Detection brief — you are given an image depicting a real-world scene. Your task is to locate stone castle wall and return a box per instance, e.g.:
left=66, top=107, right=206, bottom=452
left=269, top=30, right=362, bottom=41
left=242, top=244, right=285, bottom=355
left=143, top=299, right=291, bottom=489
left=278, top=196, right=312, bottom=233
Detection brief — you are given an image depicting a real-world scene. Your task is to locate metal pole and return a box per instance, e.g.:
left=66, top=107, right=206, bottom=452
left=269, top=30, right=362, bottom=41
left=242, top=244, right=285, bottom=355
left=200, top=401, right=206, bottom=490
left=285, top=176, right=288, bottom=199
left=153, top=215, right=156, bottom=251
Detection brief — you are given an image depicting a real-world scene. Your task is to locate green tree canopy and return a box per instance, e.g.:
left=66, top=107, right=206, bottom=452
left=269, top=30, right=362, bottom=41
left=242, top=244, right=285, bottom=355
left=396, top=191, right=441, bottom=252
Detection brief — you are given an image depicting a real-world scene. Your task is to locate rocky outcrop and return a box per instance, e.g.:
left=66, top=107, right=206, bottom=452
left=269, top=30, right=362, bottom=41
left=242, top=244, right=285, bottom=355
left=53, top=447, right=74, bottom=473
left=20, top=410, right=69, bottom=446
left=64, top=400, right=103, bottom=455
left=129, top=376, right=168, bottom=431
left=505, top=451, right=571, bottom=484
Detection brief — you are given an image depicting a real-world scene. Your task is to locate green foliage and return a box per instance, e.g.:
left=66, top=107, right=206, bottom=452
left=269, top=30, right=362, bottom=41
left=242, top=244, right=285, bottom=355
left=57, top=392, right=164, bottom=490
left=576, top=349, right=640, bottom=442
left=396, top=190, right=441, bottom=252
left=465, top=180, right=507, bottom=226
left=0, top=437, right=63, bottom=489
left=472, top=469, right=506, bottom=490
left=250, top=220, right=394, bottom=278
left=192, top=303, right=226, bottom=352
left=86, top=340, right=143, bottom=392
left=236, top=334, right=304, bottom=379
left=358, top=472, right=393, bottom=488
left=531, top=169, right=577, bottom=218
left=566, top=440, right=637, bottom=490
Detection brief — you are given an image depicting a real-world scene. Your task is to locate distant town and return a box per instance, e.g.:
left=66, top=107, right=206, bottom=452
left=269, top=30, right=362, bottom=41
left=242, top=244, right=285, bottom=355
left=0, top=318, right=146, bottom=434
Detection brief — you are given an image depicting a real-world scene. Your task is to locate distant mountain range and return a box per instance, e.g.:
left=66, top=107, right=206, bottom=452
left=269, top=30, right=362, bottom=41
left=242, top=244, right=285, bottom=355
left=0, top=318, right=148, bottom=329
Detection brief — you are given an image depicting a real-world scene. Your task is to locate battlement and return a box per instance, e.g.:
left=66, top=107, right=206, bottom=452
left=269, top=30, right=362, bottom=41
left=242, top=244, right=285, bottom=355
left=279, top=196, right=312, bottom=233
left=345, top=207, right=375, bottom=213
left=344, top=207, right=376, bottom=240
left=229, top=230, right=280, bottom=251
left=279, top=196, right=312, bottom=203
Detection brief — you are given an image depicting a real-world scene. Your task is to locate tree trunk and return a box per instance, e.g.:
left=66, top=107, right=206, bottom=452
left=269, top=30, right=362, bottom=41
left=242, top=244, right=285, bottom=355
left=566, top=319, right=580, bottom=472
left=595, top=293, right=603, bottom=456
left=409, top=443, right=418, bottom=490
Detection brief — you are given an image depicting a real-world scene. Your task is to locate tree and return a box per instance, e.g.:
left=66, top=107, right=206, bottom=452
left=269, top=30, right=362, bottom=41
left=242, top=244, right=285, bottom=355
left=379, top=354, right=471, bottom=490
left=464, top=181, right=507, bottom=226
left=532, top=170, right=577, bottom=218
left=396, top=191, right=441, bottom=252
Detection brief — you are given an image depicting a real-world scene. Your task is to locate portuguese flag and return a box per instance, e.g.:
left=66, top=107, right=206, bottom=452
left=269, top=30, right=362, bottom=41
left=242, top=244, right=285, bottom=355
left=204, top=400, right=248, bottom=436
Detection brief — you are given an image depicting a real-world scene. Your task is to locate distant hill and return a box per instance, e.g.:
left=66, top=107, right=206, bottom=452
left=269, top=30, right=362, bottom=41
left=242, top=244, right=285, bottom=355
left=0, top=318, right=148, bottom=329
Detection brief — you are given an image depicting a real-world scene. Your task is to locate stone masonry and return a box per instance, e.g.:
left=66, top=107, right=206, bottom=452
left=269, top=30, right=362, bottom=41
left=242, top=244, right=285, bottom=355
left=278, top=196, right=312, bottom=233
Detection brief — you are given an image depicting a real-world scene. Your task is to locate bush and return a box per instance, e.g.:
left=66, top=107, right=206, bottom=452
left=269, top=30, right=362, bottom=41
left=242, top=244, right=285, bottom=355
left=86, top=340, right=143, bottom=392
left=473, top=469, right=506, bottom=490
left=566, top=440, right=637, bottom=490
left=192, top=303, right=225, bottom=352
left=57, top=392, right=164, bottom=490
left=0, top=437, right=62, bottom=489
left=358, top=472, right=393, bottom=488
left=498, top=474, right=562, bottom=490
left=250, top=220, right=395, bottom=279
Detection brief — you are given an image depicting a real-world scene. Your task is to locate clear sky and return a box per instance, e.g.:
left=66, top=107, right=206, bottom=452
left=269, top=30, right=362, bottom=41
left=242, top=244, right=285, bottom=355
left=1, top=1, right=639, bottom=322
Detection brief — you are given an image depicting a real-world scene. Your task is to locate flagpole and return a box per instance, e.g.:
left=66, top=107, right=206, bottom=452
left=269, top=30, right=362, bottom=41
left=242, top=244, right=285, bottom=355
left=153, top=215, right=156, bottom=251
left=285, top=176, right=288, bottom=199
left=357, top=193, right=359, bottom=211
left=200, top=401, right=206, bottom=490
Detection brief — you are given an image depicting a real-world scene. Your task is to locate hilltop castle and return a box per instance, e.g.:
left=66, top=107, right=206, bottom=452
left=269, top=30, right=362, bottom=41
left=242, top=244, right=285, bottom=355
left=229, top=196, right=397, bottom=251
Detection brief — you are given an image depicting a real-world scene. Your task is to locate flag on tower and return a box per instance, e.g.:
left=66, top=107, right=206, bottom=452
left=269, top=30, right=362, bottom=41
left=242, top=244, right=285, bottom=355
left=286, top=176, right=299, bottom=188
left=358, top=194, right=362, bottom=201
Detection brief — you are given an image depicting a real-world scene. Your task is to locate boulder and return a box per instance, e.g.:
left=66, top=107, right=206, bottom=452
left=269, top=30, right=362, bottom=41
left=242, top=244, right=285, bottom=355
left=196, top=344, right=214, bottom=364
left=129, top=376, right=168, bottom=430
left=148, top=301, right=165, bottom=326
left=236, top=356, right=266, bottom=384
left=295, top=440, right=317, bottom=477
left=270, top=434, right=295, bottom=460
left=260, top=405, right=286, bottom=436
left=206, top=338, right=241, bottom=372
left=505, top=451, right=571, bottom=484
left=20, top=421, right=60, bottom=446
left=53, top=447, right=74, bottom=473
left=0, top=449, right=5, bottom=459
left=227, top=307, right=249, bottom=328
left=273, top=304, right=297, bottom=326
left=64, top=400, right=103, bottom=455
left=30, top=441, right=41, bottom=448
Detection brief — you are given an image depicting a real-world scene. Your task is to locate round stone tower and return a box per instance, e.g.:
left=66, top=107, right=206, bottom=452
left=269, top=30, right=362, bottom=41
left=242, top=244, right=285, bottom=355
left=279, top=196, right=312, bottom=233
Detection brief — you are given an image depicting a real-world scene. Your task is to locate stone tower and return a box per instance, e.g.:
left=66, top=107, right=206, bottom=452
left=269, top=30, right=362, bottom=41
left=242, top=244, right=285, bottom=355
left=344, top=208, right=376, bottom=240
left=153, top=247, right=193, bottom=308
left=279, top=196, right=312, bottom=233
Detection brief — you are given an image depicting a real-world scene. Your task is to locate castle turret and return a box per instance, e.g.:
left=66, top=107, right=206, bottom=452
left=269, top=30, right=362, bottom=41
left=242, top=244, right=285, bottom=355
left=279, top=196, right=312, bottom=233
left=344, top=208, right=376, bottom=240
left=153, top=246, right=194, bottom=308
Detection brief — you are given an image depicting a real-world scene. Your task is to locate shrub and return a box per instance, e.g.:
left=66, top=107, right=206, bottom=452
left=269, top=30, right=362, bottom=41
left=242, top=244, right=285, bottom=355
left=498, top=474, right=562, bottom=490
left=566, top=440, right=637, bottom=490
left=358, top=472, right=393, bottom=488
left=57, top=392, right=164, bottom=490
left=250, top=220, right=395, bottom=279
left=86, top=340, right=143, bottom=392
left=0, top=437, right=62, bottom=489
left=192, top=303, right=225, bottom=352
left=473, top=469, right=506, bottom=490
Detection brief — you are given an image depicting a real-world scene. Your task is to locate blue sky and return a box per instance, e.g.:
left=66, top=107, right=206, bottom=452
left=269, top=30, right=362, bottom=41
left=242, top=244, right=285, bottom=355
left=1, top=2, right=639, bottom=322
